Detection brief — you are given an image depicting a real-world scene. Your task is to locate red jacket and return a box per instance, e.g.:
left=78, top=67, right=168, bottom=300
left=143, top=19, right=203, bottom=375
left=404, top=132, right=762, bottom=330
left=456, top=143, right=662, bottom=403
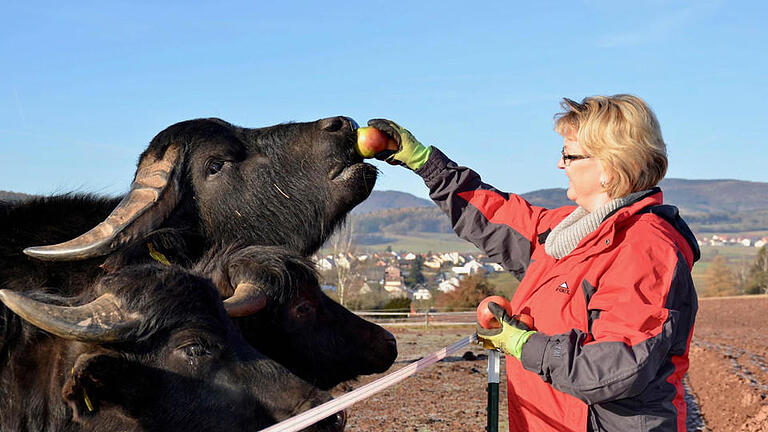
left=417, top=149, right=699, bottom=432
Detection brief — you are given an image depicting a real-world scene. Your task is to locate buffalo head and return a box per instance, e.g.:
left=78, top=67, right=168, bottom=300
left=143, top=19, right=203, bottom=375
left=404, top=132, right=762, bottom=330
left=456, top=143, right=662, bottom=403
left=199, top=244, right=398, bottom=390
left=0, top=264, right=345, bottom=431
left=23, top=116, right=376, bottom=261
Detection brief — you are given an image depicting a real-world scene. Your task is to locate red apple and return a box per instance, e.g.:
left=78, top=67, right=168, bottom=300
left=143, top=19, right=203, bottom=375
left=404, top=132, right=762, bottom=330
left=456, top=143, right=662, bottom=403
left=356, top=127, right=398, bottom=158
left=476, top=296, right=512, bottom=329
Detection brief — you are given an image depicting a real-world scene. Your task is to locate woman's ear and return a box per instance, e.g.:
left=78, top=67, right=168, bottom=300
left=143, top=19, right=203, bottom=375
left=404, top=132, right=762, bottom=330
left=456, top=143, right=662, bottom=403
left=596, top=162, right=614, bottom=193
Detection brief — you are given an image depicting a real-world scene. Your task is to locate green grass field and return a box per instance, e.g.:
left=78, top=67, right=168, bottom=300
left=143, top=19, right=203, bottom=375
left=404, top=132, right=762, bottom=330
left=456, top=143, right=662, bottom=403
left=353, top=232, right=482, bottom=254
left=693, top=245, right=760, bottom=292
left=698, top=245, right=760, bottom=260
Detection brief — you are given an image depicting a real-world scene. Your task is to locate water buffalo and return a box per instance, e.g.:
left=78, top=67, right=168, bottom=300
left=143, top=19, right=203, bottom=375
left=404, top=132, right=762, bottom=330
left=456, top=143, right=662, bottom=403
left=197, top=244, right=397, bottom=389
left=0, top=263, right=345, bottom=432
left=1, top=116, right=396, bottom=387
left=22, top=116, right=374, bottom=262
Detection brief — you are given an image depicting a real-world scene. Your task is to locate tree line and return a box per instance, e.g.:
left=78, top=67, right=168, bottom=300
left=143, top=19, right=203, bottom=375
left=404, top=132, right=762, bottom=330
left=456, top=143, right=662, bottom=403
left=701, top=246, right=768, bottom=297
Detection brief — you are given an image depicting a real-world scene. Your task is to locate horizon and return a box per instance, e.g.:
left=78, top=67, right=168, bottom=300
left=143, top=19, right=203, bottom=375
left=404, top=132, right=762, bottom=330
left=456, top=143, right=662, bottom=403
left=2, top=1, right=766, bottom=201
left=6, top=176, right=764, bottom=201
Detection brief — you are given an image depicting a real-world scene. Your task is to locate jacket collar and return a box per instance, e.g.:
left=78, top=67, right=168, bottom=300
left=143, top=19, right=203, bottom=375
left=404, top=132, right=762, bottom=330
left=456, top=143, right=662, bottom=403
left=598, top=186, right=700, bottom=263
left=601, top=187, right=662, bottom=223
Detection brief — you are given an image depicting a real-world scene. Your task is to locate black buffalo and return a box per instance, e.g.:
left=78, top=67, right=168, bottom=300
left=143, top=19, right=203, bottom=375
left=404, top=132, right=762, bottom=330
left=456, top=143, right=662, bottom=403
left=1, top=116, right=396, bottom=387
left=197, top=244, right=397, bottom=389
left=0, top=263, right=345, bottom=431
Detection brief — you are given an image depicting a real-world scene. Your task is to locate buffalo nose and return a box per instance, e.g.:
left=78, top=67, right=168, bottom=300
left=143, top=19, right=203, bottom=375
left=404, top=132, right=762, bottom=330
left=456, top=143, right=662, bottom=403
left=369, top=328, right=398, bottom=372
left=315, top=410, right=346, bottom=432
left=383, top=330, right=398, bottom=361
left=319, top=116, right=357, bottom=132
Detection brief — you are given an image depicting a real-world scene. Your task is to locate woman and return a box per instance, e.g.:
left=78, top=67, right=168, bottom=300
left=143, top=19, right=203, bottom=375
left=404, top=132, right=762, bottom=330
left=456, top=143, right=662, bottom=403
left=367, top=94, right=699, bottom=432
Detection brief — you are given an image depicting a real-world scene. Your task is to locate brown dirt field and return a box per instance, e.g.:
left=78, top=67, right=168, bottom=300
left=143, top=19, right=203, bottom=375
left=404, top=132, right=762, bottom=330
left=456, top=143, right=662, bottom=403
left=687, top=296, right=768, bottom=432
left=332, top=295, right=768, bottom=432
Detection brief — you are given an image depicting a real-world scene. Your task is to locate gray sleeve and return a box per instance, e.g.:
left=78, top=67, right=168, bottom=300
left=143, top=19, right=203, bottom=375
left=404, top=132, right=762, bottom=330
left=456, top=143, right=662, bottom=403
left=415, top=147, right=542, bottom=279
left=520, top=321, right=675, bottom=404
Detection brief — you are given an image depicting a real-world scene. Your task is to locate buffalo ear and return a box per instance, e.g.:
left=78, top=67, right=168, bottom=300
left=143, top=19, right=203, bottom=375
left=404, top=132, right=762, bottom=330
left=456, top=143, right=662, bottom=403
left=62, top=352, right=141, bottom=422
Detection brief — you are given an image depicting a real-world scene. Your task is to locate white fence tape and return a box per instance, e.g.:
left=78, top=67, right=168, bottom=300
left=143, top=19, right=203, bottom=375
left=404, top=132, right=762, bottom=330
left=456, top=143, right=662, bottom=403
left=257, top=334, right=477, bottom=432
left=354, top=310, right=477, bottom=327
left=353, top=311, right=474, bottom=317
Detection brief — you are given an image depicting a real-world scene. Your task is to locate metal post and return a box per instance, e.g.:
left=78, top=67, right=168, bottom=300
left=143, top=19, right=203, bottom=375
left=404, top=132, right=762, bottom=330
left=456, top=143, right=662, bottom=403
left=487, top=349, right=500, bottom=432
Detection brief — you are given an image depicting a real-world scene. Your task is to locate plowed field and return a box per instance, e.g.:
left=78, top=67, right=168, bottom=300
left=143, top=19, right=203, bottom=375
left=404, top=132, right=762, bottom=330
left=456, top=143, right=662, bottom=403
left=334, top=295, right=768, bottom=431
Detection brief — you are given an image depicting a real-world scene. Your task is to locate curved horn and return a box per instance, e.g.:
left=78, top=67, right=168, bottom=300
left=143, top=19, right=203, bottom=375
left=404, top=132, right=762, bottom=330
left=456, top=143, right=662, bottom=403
left=223, top=282, right=268, bottom=317
left=0, top=290, right=140, bottom=342
left=23, top=144, right=181, bottom=261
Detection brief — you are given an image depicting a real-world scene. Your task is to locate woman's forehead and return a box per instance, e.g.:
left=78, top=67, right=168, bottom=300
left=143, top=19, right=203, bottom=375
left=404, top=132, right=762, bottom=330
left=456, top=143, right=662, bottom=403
left=563, top=136, right=581, bottom=149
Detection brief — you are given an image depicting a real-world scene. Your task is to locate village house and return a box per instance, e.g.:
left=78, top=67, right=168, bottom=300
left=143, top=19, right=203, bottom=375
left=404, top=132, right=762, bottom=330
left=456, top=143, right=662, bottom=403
left=335, top=254, right=350, bottom=270
left=452, top=259, right=485, bottom=275
left=438, top=276, right=461, bottom=293
left=423, top=257, right=443, bottom=269
left=440, top=252, right=464, bottom=265
left=696, top=234, right=767, bottom=248
left=383, top=265, right=407, bottom=297
left=316, top=256, right=335, bottom=271
left=357, top=281, right=373, bottom=295
left=483, top=262, right=504, bottom=272
left=412, top=287, right=432, bottom=300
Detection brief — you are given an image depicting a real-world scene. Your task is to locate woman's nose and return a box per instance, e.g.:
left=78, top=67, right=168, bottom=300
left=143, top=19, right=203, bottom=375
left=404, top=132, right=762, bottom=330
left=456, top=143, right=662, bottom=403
left=557, top=157, right=566, bottom=170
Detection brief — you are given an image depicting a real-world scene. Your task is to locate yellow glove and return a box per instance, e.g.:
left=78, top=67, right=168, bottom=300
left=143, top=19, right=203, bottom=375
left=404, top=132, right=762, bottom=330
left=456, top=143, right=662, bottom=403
left=366, top=119, right=432, bottom=170
left=475, top=302, right=536, bottom=360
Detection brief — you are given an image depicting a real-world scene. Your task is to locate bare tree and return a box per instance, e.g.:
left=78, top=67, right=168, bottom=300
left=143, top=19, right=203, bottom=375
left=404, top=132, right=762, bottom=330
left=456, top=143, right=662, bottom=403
left=734, top=258, right=752, bottom=294
left=702, top=255, right=738, bottom=297
left=331, top=221, right=356, bottom=306
left=747, top=246, right=768, bottom=294
left=435, top=271, right=494, bottom=311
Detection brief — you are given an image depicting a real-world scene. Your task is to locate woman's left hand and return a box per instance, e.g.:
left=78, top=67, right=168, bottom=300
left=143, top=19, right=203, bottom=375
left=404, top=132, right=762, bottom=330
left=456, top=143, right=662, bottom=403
left=475, top=302, right=536, bottom=359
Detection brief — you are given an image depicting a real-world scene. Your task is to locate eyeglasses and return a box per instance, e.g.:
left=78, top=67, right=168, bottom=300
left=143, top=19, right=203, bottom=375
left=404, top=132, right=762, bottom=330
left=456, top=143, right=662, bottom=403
left=561, top=147, right=591, bottom=166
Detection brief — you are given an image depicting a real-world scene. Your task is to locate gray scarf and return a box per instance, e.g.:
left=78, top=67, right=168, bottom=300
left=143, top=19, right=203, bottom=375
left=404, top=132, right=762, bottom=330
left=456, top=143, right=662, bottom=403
left=544, top=190, right=650, bottom=259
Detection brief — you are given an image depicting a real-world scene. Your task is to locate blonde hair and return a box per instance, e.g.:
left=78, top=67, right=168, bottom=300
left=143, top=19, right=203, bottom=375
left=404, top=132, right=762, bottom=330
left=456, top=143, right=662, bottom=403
left=554, top=94, right=667, bottom=198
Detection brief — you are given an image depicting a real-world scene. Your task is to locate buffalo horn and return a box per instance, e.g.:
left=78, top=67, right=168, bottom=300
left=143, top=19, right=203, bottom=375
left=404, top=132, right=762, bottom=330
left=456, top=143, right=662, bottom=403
left=0, top=290, right=140, bottom=342
left=223, top=282, right=268, bottom=317
left=23, top=144, right=181, bottom=261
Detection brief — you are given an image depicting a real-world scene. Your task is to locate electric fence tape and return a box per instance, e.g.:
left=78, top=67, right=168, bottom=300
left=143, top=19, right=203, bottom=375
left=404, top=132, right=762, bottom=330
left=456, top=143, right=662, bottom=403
left=257, top=334, right=477, bottom=432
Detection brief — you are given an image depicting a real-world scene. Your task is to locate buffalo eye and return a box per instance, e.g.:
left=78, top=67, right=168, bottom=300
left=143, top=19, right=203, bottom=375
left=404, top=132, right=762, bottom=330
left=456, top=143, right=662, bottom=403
left=181, top=343, right=211, bottom=358
left=293, top=300, right=314, bottom=319
left=206, top=160, right=225, bottom=176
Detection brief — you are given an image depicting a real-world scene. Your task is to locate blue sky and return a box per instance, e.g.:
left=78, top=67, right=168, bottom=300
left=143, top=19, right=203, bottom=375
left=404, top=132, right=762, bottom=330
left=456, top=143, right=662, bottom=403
left=1, top=1, right=766, bottom=200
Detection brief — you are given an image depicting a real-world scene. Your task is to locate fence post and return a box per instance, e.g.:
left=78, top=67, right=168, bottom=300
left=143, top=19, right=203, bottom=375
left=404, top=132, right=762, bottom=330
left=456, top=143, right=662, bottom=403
left=425, top=310, right=430, bottom=328
left=487, top=350, right=500, bottom=432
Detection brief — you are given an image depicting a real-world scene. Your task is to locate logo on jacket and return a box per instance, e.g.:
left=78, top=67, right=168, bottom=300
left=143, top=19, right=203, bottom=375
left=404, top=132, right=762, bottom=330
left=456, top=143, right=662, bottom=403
left=556, top=282, right=570, bottom=294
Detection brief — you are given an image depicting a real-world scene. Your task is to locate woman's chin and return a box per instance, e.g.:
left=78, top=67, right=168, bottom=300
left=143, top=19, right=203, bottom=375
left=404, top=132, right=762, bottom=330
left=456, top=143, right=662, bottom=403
left=566, top=188, right=577, bottom=203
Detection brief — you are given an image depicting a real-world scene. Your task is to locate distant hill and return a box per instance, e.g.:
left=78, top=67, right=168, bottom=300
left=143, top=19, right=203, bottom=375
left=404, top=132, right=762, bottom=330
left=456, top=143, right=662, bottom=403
left=520, top=188, right=572, bottom=209
left=660, top=178, right=768, bottom=213
left=352, top=178, right=768, bottom=237
left=521, top=178, right=768, bottom=214
left=351, top=190, right=433, bottom=214
left=0, top=191, right=33, bottom=202
left=362, top=178, right=768, bottom=214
